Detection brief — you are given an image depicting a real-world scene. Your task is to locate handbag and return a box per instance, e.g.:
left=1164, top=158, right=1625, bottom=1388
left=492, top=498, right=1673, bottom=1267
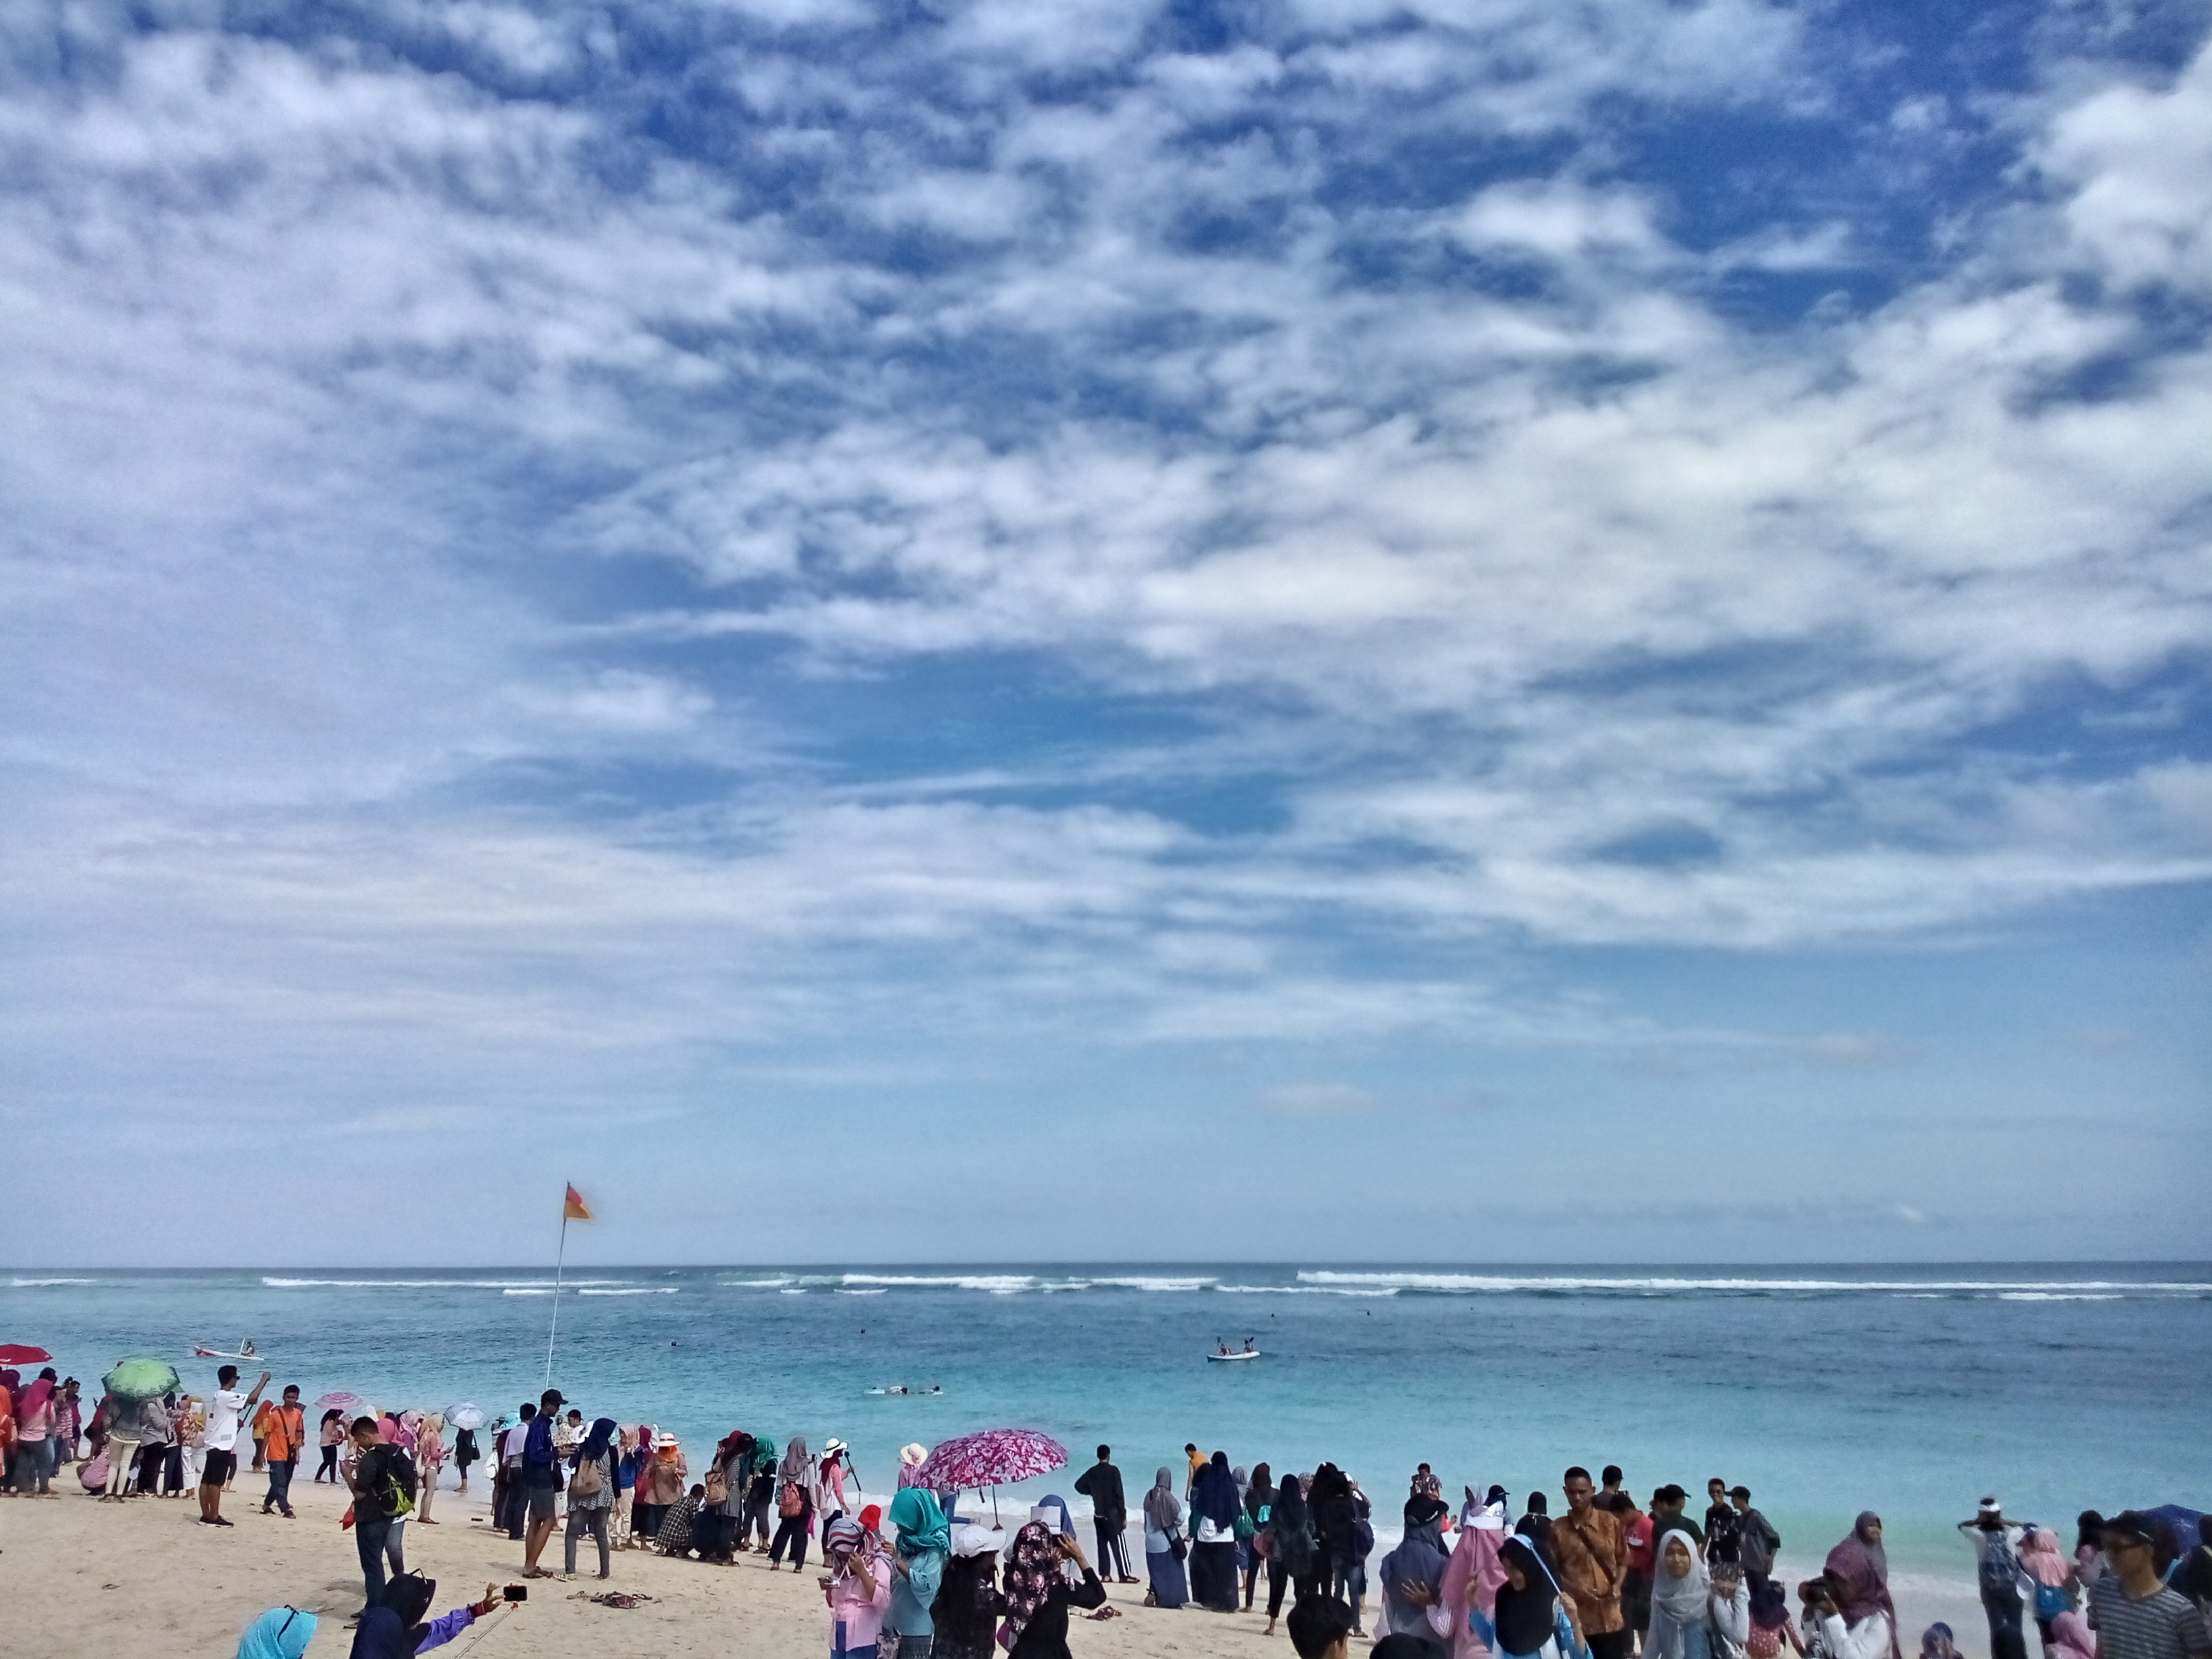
left=575, top=1456, right=609, bottom=1500
left=1170, top=1530, right=1188, bottom=1562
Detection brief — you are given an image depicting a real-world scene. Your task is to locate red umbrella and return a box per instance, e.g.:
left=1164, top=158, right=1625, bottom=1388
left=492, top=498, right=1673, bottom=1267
left=916, top=1429, right=1068, bottom=1519
left=0, top=1345, right=52, bottom=1367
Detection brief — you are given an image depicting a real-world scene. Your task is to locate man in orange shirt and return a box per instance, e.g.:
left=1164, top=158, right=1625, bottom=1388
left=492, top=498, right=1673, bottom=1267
left=1553, top=1466, right=1630, bottom=1659
left=258, top=1385, right=308, bottom=1519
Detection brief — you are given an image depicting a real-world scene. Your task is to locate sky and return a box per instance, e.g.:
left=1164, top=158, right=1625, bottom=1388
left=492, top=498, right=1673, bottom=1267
left=2, top=0, right=2209, bottom=1267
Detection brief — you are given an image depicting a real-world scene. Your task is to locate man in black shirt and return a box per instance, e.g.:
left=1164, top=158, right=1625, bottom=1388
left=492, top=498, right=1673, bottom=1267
left=1704, top=1478, right=1740, bottom=1565
left=1074, top=1443, right=1137, bottom=1582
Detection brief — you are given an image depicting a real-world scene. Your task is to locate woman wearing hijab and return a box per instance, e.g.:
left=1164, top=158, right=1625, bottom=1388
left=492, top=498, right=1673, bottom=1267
left=564, top=1416, right=619, bottom=1579
left=636, top=1430, right=682, bottom=1544
left=413, top=1413, right=446, bottom=1525
left=1920, top=1624, right=1958, bottom=1659
left=1310, top=1465, right=1359, bottom=1608
left=1517, top=1492, right=1555, bottom=1563
left=1648, top=1532, right=1748, bottom=1659
left=1823, top=1514, right=1902, bottom=1659
left=824, top=1513, right=893, bottom=1658
left=887, top=1487, right=951, bottom=1658
left=1031, top=1493, right=1076, bottom=1540
left=818, top=1439, right=854, bottom=1535
left=692, top=1431, right=743, bottom=1562
left=234, top=1606, right=319, bottom=1659
left=771, top=1436, right=817, bottom=1570
left=1190, top=1450, right=1243, bottom=1612
left=1265, top=1474, right=1322, bottom=1636
left=2018, top=1525, right=2077, bottom=1652
left=1441, top=1504, right=1509, bottom=1659
left=1144, top=1467, right=1191, bottom=1609
left=1491, top=1534, right=1584, bottom=1659
left=1382, top=1494, right=1456, bottom=1652
left=1002, top=1521, right=1107, bottom=1658
left=346, top=1574, right=503, bottom=1659
left=933, top=1523, right=1008, bottom=1659
left=1244, top=1462, right=1277, bottom=1610
left=1803, top=1569, right=1896, bottom=1659
left=657, top=1481, right=705, bottom=1557
left=11, top=1370, right=56, bottom=1495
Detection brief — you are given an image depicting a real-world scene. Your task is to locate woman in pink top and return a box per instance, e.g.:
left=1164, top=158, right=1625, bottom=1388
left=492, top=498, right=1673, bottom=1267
left=822, top=1513, right=892, bottom=1658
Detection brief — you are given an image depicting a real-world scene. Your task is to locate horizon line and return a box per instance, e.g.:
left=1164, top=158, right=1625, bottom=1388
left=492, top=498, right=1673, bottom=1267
left=12, top=1257, right=2209, bottom=1273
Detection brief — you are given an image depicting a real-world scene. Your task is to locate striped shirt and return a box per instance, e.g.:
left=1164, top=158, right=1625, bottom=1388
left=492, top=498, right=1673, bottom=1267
left=2087, top=1576, right=2211, bottom=1659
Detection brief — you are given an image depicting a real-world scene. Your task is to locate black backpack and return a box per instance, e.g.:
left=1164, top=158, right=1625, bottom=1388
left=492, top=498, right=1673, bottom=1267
left=358, top=1445, right=419, bottom=1519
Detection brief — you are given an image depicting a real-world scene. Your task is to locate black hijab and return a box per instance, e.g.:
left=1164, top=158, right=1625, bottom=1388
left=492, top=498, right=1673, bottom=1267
left=349, top=1575, right=436, bottom=1659
left=1498, top=1536, right=1562, bottom=1657
left=1193, top=1452, right=1242, bottom=1529
left=1275, top=1475, right=1310, bottom=1533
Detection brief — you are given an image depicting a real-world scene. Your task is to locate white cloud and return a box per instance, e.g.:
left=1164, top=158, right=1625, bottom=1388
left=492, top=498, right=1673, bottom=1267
left=0, top=0, right=2207, bottom=1119
left=2037, top=41, right=2212, bottom=293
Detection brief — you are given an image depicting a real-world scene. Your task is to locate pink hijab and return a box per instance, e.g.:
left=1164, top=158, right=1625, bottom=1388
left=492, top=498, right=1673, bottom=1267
left=2051, top=1613, right=2094, bottom=1659
left=1443, top=1517, right=1511, bottom=1659
left=2021, top=1529, right=2072, bottom=1588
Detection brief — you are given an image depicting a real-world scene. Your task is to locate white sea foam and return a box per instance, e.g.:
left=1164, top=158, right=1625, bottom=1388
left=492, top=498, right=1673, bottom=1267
left=1218, top=1284, right=1400, bottom=1296
left=580, top=1288, right=678, bottom=1296
left=781, top=1288, right=808, bottom=1295
left=841, top=1274, right=1037, bottom=1294
left=502, top=1288, right=552, bottom=1296
left=720, top=1277, right=796, bottom=1288
left=11, top=1277, right=96, bottom=1286
left=1090, top=1277, right=1216, bottom=1292
left=262, top=1277, right=628, bottom=1289
left=1996, top=1292, right=2125, bottom=1301
left=836, top=1288, right=888, bottom=1296
left=1297, top=1271, right=2212, bottom=1295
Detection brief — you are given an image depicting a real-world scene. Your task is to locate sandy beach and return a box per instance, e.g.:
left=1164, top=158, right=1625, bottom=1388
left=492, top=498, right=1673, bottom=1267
left=2, top=1469, right=1990, bottom=1658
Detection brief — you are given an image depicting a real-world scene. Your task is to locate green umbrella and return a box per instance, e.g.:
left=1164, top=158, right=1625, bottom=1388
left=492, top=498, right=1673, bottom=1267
left=103, top=1357, right=181, bottom=1401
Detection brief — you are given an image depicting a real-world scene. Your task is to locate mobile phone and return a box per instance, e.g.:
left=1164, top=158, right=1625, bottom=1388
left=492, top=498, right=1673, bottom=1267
left=502, top=1585, right=527, bottom=1603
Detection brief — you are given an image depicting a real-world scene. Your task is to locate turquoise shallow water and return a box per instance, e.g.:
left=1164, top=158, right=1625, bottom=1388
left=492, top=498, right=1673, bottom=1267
left=7, top=1263, right=2207, bottom=1578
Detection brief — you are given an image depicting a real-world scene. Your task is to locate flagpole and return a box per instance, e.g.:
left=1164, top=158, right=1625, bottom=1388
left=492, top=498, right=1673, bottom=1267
left=544, top=1202, right=569, bottom=1391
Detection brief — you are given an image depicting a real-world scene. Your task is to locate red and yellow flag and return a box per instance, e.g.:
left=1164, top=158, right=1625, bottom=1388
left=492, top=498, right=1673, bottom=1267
left=564, top=1184, right=594, bottom=1222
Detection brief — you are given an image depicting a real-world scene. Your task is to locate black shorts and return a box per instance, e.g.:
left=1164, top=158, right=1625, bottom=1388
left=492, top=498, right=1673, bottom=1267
left=202, top=1448, right=238, bottom=1486
left=528, top=1484, right=558, bottom=1523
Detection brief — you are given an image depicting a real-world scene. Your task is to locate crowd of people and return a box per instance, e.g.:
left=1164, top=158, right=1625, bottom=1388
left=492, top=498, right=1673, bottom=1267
left=8, top=1362, right=2211, bottom=1659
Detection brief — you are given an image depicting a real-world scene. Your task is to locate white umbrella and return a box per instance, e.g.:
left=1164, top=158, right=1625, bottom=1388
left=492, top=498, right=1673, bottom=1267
left=444, top=1403, right=486, bottom=1431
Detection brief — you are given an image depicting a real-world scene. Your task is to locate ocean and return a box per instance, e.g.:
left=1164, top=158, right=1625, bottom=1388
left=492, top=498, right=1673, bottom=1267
left=7, top=1263, right=2207, bottom=1586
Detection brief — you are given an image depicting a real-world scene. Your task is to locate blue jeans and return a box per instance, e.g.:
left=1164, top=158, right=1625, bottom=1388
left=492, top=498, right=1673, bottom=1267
left=266, top=1458, right=297, bottom=1511
left=355, top=1512, right=396, bottom=1607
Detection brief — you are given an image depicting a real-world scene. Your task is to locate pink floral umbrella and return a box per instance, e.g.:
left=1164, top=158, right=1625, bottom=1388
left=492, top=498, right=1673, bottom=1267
left=916, top=1429, right=1067, bottom=1521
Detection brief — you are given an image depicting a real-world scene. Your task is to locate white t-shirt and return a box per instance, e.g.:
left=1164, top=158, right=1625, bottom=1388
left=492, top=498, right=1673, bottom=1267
left=204, top=1389, right=248, bottom=1452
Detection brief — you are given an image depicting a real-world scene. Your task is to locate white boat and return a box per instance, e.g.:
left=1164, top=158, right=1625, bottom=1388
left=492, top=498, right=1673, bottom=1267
left=1205, top=1349, right=1261, bottom=1363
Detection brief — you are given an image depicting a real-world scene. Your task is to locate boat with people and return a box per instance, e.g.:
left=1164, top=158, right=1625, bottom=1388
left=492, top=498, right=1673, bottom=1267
left=1206, top=1340, right=1261, bottom=1362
